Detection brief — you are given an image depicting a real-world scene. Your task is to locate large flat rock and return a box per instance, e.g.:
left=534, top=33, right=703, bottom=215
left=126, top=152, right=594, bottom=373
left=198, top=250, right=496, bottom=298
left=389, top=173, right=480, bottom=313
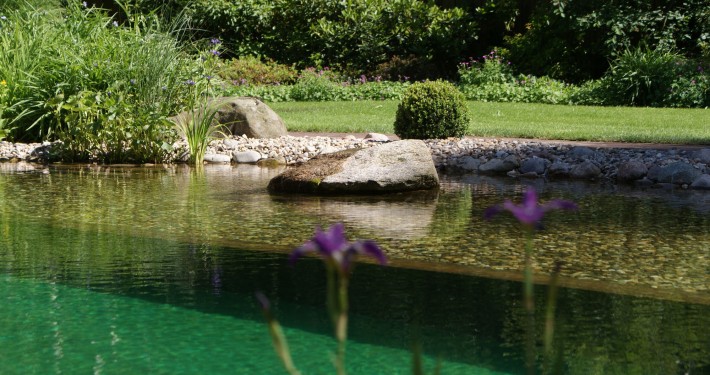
left=267, top=140, right=439, bottom=194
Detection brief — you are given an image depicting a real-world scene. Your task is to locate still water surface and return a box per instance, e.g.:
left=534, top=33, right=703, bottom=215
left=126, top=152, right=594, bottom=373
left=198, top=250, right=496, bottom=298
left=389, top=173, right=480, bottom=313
left=0, top=164, right=708, bottom=374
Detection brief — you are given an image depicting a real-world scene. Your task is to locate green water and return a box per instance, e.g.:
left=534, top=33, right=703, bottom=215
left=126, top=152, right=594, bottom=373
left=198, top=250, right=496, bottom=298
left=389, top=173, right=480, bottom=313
left=0, top=164, right=708, bottom=374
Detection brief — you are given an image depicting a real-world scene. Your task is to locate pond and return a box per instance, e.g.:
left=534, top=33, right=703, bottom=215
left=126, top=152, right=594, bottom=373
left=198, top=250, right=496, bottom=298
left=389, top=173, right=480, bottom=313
left=0, top=163, right=708, bottom=374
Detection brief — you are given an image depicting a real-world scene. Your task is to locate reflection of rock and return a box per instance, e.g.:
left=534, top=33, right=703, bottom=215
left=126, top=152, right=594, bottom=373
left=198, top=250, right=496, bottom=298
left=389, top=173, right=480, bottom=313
left=268, top=140, right=439, bottom=194
left=0, top=161, right=43, bottom=174
left=273, top=192, right=439, bottom=239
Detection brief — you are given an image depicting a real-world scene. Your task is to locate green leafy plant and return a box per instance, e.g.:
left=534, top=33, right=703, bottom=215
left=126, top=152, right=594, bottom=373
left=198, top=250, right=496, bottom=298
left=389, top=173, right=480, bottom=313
left=394, top=80, right=470, bottom=139
left=290, top=68, right=344, bottom=101
left=171, top=88, right=227, bottom=166
left=218, top=56, right=298, bottom=86
left=601, top=47, right=682, bottom=106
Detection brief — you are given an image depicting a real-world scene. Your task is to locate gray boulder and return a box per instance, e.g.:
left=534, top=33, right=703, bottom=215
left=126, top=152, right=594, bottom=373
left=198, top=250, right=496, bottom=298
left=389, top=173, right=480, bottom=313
left=172, top=97, right=287, bottom=139
left=457, top=156, right=482, bottom=172
left=268, top=140, right=439, bottom=194
left=214, top=97, right=287, bottom=138
left=649, top=162, right=702, bottom=184
left=617, top=160, right=648, bottom=182
left=570, top=161, right=601, bottom=179
left=567, top=147, right=597, bottom=160
left=547, top=161, right=571, bottom=178
left=519, top=157, right=549, bottom=175
left=693, top=148, right=710, bottom=164
left=479, top=155, right=519, bottom=174
left=690, top=174, right=710, bottom=190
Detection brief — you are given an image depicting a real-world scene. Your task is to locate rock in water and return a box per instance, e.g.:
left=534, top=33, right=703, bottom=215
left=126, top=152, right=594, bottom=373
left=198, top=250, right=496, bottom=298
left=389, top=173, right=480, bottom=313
left=267, top=140, right=439, bottom=194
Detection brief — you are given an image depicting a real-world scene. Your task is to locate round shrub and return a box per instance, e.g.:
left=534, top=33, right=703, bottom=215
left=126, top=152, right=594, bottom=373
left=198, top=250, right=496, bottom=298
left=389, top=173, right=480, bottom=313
left=394, top=80, right=470, bottom=139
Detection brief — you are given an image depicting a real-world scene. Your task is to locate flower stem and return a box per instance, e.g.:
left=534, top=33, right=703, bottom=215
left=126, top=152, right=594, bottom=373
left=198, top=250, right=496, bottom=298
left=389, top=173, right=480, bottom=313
left=543, top=262, right=562, bottom=374
left=334, top=276, right=349, bottom=375
left=523, top=230, right=536, bottom=375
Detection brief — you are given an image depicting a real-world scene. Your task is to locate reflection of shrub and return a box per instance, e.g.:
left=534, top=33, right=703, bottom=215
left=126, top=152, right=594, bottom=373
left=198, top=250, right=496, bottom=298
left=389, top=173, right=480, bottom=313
left=218, top=56, right=298, bottom=86
left=394, top=80, right=469, bottom=140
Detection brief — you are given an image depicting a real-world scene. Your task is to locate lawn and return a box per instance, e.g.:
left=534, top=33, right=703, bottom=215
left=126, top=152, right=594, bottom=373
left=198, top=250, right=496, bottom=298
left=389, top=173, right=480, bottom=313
left=268, top=101, right=710, bottom=144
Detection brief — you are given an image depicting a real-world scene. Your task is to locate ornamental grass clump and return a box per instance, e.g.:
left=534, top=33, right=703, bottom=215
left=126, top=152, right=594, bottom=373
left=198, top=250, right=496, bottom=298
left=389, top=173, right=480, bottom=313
left=393, top=80, right=469, bottom=140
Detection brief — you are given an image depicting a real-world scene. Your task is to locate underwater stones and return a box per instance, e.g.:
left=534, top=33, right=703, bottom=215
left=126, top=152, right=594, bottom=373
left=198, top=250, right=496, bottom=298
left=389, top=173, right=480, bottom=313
left=267, top=140, right=439, bottom=194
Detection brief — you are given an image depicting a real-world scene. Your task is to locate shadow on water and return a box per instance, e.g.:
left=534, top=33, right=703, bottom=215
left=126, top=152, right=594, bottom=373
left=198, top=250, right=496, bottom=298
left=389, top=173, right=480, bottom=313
left=1, top=219, right=709, bottom=374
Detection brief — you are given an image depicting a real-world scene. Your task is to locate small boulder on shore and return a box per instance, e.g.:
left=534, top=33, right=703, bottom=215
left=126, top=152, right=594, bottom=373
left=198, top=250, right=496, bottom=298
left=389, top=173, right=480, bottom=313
left=267, top=140, right=439, bottom=194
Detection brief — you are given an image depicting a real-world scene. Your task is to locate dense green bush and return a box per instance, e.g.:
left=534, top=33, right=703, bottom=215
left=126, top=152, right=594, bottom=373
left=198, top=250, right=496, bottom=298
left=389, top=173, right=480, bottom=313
left=457, top=52, right=577, bottom=104
left=0, top=0, right=216, bottom=162
left=502, top=0, right=710, bottom=82
left=393, top=81, right=469, bottom=140
left=596, top=47, right=709, bottom=107
left=217, top=56, right=298, bottom=86
left=152, top=0, right=476, bottom=80
left=221, top=70, right=410, bottom=102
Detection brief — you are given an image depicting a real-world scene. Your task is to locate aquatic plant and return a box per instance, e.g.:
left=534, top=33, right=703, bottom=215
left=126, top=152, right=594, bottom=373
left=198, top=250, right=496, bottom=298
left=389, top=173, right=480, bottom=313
left=259, top=223, right=387, bottom=375
left=171, top=95, right=225, bottom=166
left=485, top=187, right=577, bottom=374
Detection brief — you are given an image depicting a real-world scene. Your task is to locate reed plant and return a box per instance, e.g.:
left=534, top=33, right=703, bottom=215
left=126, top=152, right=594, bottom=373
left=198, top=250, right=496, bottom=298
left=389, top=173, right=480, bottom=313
left=0, top=0, right=216, bottom=162
left=171, top=93, right=226, bottom=166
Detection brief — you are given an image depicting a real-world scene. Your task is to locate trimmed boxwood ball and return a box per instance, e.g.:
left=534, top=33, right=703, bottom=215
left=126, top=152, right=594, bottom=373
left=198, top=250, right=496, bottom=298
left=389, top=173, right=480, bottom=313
left=394, top=80, right=470, bottom=139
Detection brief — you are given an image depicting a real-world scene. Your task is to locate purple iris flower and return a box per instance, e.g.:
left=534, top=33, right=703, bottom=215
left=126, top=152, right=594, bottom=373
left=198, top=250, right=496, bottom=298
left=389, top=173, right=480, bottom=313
left=290, top=223, right=387, bottom=274
left=210, top=38, right=221, bottom=45
left=484, top=187, right=577, bottom=229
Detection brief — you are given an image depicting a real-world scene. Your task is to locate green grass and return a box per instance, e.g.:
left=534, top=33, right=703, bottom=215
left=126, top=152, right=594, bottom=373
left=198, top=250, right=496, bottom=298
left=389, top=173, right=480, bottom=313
left=268, top=101, right=710, bottom=144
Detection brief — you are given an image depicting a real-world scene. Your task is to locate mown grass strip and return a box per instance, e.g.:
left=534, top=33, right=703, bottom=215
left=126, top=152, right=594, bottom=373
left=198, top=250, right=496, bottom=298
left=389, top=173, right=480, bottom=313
left=268, top=101, right=710, bottom=144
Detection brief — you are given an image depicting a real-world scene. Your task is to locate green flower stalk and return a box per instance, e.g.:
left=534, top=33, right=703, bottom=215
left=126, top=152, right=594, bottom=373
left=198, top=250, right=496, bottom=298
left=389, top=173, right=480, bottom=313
left=255, top=292, right=301, bottom=375
left=485, top=187, right=577, bottom=375
left=290, top=223, right=387, bottom=375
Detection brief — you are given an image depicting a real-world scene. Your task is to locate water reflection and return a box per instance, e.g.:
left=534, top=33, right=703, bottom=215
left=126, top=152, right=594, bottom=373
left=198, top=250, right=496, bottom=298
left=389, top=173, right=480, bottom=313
left=0, top=163, right=708, bottom=301
left=269, top=191, right=440, bottom=239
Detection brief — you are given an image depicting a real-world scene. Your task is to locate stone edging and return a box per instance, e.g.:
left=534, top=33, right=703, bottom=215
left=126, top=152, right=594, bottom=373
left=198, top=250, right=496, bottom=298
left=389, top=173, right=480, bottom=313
left=2, top=134, right=709, bottom=190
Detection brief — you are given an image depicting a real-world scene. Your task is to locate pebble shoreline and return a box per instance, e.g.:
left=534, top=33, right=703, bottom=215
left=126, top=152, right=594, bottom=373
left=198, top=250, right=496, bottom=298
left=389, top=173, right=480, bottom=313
left=2, top=134, right=710, bottom=189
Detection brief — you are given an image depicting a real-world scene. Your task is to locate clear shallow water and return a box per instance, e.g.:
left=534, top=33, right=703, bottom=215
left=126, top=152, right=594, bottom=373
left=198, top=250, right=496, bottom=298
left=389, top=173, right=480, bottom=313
left=0, top=164, right=708, bottom=374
